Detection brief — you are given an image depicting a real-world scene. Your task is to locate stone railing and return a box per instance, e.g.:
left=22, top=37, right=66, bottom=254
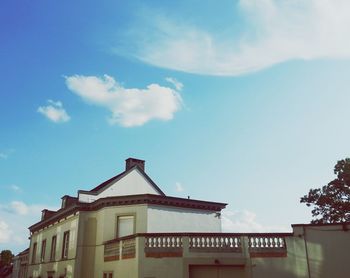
left=104, top=232, right=290, bottom=261
left=145, top=234, right=183, bottom=257
left=248, top=234, right=287, bottom=257
left=189, top=234, right=242, bottom=253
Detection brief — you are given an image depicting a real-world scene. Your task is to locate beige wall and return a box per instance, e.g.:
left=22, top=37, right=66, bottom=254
left=26, top=203, right=350, bottom=278
left=27, top=214, right=79, bottom=278
left=297, top=224, right=350, bottom=278
left=147, top=206, right=221, bottom=233
left=75, top=204, right=148, bottom=278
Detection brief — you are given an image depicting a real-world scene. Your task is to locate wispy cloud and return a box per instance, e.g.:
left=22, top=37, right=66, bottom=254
left=175, top=182, right=184, bottom=192
left=121, top=0, right=350, bottom=76
left=65, top=74, right=182, bottom=127
left=37, top=99, right=71, bottom=123
left=10, top=185, right=22, bottom=193
left=165, top=77, right=183, bottom=91
left=0, top=149, right=15, bottom=160
left=0, top=220, right=11, bottom=244
left=222, top=210, right=289, bottom=232
left=0, top=201, right=58, bottom=247
left=0, top=153, right=8, bottom=159
left=10, top=201, right=29, bottom=215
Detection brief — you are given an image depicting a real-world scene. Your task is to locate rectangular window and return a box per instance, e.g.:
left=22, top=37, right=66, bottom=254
left=50, top=235, right=57, bottom=261
left=103, top=272, right=113, bottom=278
left=31, top=242, right=37, bottom=264
left=61, top=231, right=70, bottom=259
left=40, top=239, right=46, bottom=262
left=117, top=215, right=134, bottom=238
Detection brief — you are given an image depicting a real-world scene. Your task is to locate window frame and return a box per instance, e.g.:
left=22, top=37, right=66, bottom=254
left=50, top=235, right=57, bottom=262
left=31, top=242, right=37, bottom=264
left=116, top=213, right=136, bottom=238
left=61, top=231, right=70, bottom=260
left=40, top=239, right=46, bottom=262
left=103, top=271, right=113, bottom=278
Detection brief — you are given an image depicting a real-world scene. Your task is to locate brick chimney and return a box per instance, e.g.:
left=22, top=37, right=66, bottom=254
left=125, top=158, right=145, bottom=171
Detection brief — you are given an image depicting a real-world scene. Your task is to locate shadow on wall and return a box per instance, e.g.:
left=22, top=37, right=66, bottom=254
left=248, top=234, right=310, bottom=278
left=249, top=224, right=350, bottom=278
left=304, top=225, right=350, bottom=278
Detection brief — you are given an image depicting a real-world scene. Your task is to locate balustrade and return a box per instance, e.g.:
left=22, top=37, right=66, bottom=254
left=248, top=235, right=287, bottom=257
left=189, top=235, right=242, bottom=253
left=103, top=233, right=289, bottom=260
left=145, top=234, right=182, bottom=257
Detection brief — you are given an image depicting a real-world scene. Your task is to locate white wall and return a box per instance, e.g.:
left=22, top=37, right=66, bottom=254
left=79, top=169, right=160, bottom=203
left=147, top=206, right=221, bottom=233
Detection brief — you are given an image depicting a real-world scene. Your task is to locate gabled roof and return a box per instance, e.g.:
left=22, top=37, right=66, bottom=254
left=80, top=165, right=165, bottom=196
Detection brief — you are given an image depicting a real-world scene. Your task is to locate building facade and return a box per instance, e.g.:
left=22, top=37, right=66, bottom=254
left=14, top=158, right=350, bottom=278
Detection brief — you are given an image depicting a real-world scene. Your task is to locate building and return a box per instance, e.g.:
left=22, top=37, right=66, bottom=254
left=12, top=248, right=29, bottom=278
left=17, top=158, right=350, bottom=278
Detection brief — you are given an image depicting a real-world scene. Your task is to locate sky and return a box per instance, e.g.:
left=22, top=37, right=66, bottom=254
left=1, top=0, right=350, bottom=254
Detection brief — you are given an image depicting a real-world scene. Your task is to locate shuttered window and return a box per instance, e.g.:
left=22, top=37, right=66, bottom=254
left=117, top=215, right=134, bottom=238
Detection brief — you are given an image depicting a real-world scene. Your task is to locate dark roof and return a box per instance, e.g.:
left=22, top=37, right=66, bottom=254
left=89, top=172, right=125, bottom=192
left=16, top=248, right=29, bottom=256
left=29, top=194, right=227, bottom=233
left=292, top=222, right=350, bottom=227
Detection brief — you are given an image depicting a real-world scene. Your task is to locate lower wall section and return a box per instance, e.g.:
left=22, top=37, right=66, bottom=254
left=189, top=265, right=246, bottom=278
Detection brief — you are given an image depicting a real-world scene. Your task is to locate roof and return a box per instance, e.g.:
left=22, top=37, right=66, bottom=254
left=85, top=165, right=165, bottom=196
left=29, top=194, right=227, bottom=233
left=292, top=222, right=350, bottom=227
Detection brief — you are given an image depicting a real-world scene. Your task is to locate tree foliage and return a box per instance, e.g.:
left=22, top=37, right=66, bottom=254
left=0, top=250, right=13, bottom=267
left=300, top=158, right=350, bottom=224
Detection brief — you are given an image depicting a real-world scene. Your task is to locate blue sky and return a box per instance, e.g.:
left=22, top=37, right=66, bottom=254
left=1, top=0, right=350, bottom=253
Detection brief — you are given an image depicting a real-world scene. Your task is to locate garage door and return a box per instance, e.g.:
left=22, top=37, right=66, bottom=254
left=189, top=265, right=245, bottom=278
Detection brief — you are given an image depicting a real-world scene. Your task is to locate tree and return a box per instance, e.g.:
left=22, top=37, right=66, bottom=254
left=300, top=158, right=350, bottom=224
left=0, top=250, right=13, bottom=267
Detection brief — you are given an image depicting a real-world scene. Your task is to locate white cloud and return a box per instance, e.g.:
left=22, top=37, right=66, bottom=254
left=175, top=182, right=184, bottom=192
left=37, top=100, right=70, bottom=123
left=125, top=0, right=350, bottom=76
left=0, top=220, right=11, bottom=243
left=10, top=201, right=29, bottom=215
left=165, top=77, right=183, bottom=91
left=0, top=201, right=58, bottom=250
left=65, top=74, right=182, bottom=127
left=222, top=210, right=289, bottom=232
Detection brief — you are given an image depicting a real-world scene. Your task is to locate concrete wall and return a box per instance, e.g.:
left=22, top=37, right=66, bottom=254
left=294, top=224, right=350, bottom=278
left=75, top=204, right=148, bottom=278
left=27, top=214, right=79, bottom=278
left=26, top=202, right=350, bottom=278
left=78, top=169, right=160, bottom=203
left=147, top=206, right=221, bottom=233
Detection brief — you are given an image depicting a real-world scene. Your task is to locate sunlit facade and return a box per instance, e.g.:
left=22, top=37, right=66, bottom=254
left=14, top=158, right=350, bottom=278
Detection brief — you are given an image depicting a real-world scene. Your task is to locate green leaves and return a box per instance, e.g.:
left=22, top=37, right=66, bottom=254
left=300, top=158, right=350, bottom=224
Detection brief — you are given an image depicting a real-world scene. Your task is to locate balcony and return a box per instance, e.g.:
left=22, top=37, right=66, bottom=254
left=104, top=232, right=290, bottom=261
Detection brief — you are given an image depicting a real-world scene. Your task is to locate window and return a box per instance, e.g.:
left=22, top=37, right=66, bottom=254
left=31, top=242, right=37, bottom=264
left=117, top=215, right=134, bottom=238
left=50, top=235, right=57, bottom=261
left=40, top=239, right=46, bottom=262
left=61, top=231, right=70, bottom=259
left=103, top=272, right=113, bottom=278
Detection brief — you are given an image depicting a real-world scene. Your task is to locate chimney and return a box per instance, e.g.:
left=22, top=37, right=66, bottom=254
left=125, top=158, right=145, bottom=171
